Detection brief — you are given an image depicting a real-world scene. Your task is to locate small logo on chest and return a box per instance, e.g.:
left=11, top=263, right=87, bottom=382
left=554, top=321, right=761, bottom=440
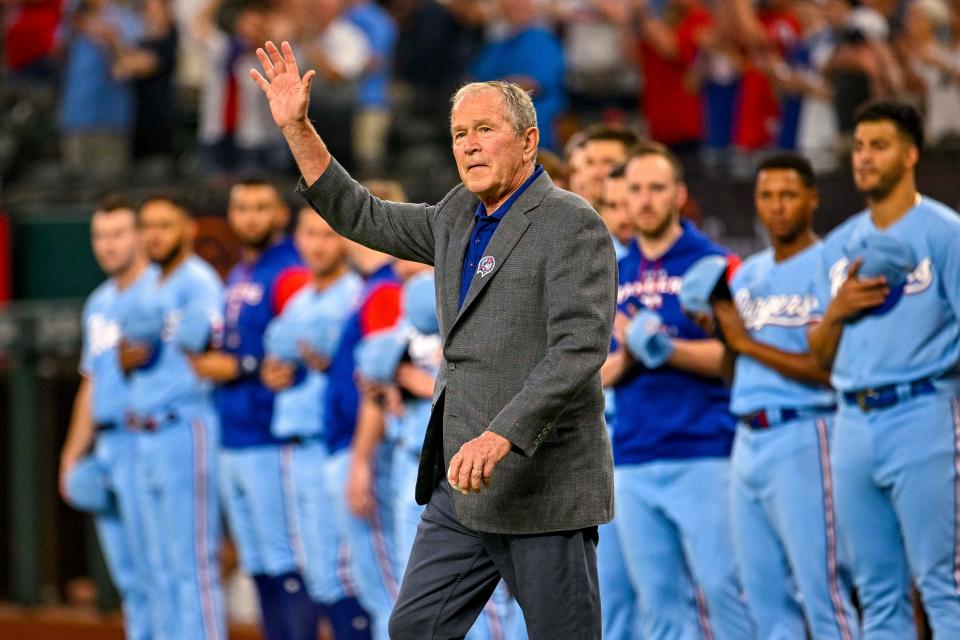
left=477, top=256, right=496, bottom=277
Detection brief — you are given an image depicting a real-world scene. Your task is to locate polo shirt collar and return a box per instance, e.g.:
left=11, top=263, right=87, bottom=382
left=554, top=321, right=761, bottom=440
left=474, top=164, right=544, bottom=220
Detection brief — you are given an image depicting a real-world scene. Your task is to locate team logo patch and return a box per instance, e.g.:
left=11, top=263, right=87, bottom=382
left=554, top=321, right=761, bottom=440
left=477, top=256, right=496, bottom=277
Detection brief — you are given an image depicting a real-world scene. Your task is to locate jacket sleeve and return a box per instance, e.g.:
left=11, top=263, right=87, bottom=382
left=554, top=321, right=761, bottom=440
left=297, top=158, right=461, bottom=265
left=487, top=202, right=617, bottom=456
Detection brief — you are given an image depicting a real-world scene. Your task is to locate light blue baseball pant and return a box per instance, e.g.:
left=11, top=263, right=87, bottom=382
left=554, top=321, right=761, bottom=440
left=731, top=416, right=859, bottom=640
left=392, top=440, right=520, bottom=640
left=287, top=438, right=354, bottom=604
left=615, top=458, right=756, bottom=640
left=327, top=444, right=398, bottom=640
left=832, top=385, right=960, bottom=640
left=136, top=409, right=225, bottom=640
left=598, top=519, right=643, bottom=640
left=218, top=444, right=299, bottom=577
left=93, top=428, right=152, bottom=640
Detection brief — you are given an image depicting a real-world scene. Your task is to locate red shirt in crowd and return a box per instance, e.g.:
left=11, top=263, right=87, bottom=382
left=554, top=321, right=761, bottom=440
left=639, top=6, right=713, bottom=146
left=733, top=8, right=803, bottom=151
left=4, top=0, right=62, bottom=71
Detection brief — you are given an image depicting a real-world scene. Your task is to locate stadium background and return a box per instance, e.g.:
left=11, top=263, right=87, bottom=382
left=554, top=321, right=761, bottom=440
left=0, top=0, right=957, bottom=636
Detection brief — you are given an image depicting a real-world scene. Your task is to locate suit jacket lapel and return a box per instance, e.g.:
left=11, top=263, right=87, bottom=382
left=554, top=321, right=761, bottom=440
left=453, top=210, right=531, bottom=324
left=443, top=214, right=477, bottom=332
left=446, top=172, right=555, bottom=333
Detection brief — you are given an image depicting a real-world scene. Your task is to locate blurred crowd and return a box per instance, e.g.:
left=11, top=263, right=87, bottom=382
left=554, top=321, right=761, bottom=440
left=5, top=0, right=960, bottom=186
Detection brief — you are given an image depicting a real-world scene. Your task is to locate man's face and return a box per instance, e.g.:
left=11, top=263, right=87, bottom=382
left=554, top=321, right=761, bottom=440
left=852, top=120, right=917, bottom=200
left=139, top=200, right=191, bottom=266
left=228, top=184, right=287, bottom=251
left=580, top=140, right=629, bottom=207
left=600, top=176, right=634, bottom=245
left=91, top=209, right=140, bottom=276
left=566, top=145, right=589, bottom=200
left=451, top=89, right=535, bottom=203
left=624, top=155, right=685, bottom=239
left=754, top=168, right=818, bottom=244
left=295, top=208, right=346, bottom=277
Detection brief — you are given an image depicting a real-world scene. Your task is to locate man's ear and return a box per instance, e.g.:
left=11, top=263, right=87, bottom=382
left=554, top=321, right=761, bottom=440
left=523, top=127, right=540, bottom=163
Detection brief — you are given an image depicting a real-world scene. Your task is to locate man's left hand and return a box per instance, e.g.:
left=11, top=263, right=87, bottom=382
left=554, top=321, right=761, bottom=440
left=448, top=431, right=512, bottom=495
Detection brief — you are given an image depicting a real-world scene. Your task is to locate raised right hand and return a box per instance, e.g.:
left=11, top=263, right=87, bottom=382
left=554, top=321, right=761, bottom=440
left=250, top=41, right=316, bottom=131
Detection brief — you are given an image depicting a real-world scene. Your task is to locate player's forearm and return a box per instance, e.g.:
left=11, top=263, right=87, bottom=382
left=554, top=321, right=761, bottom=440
left=667, top=338, right=725, bottom=378
left=62, top=377, right=95, bottom=463
left=351, top=397, right=386, bottom=464
left=807, top=317, right=843, bottom=371
left=736, top=338, right=832, bottom=386
left=601, top=349, right=631, bottom=388
left=283, top=119, right=332, bottom=187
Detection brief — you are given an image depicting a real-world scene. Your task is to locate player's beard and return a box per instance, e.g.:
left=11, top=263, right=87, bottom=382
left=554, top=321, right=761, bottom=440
left=858, top=164, right=906, bottom=202
left=241, top=228, right=274, bottom=253
left=152, top=240, right=187, bottom=270
left=638, top=208, right=676, bottom=242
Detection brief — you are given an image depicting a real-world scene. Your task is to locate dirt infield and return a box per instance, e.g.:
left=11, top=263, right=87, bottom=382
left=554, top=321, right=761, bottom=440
left=0, top=604, right=262, bottom=640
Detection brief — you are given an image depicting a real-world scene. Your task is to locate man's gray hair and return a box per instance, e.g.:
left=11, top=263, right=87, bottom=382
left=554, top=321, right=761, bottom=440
left=451, top=81, right=538, bottom=137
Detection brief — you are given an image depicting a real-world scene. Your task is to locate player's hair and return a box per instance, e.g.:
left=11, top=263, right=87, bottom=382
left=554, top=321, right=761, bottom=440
left=94, top=193, right=136, bottom=214
left=451, top=81, right=537, bottom=137
left=138, top=192, right=194, bottom=218
left=563, top=130, right=588, bottom=160
left=362, top=179, right=408, bottom=202
left=755, top=152, right=816, bottom=188
left=627, top=141, right=685, bottom=183
left=581, top=124, right=639, bottom=150
left=854, top=99, right=925, bottom=155
left=608, top=163, right=627, bottom=180
left=232, top=176, right=281, bottom=195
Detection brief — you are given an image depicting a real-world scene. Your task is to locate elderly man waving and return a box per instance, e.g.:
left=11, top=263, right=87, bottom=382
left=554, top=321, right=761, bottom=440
left=252, top=41, right=616, bottom=640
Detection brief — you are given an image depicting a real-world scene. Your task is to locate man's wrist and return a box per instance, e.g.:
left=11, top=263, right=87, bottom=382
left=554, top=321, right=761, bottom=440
left=281, top=118, right=314, bottom=140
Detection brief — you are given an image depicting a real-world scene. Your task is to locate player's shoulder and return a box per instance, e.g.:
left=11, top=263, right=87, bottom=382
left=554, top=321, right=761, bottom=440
left=915, top=196, right=960, bottom=233
left=182, top=255, right=224, bottom=290
left=84, top=279, right=116, bottom=315
left=732, top=248, right=774, bottom=287
left=682, top=221, right=733, bottom=258
left=822, top=210, right=868, bottom=252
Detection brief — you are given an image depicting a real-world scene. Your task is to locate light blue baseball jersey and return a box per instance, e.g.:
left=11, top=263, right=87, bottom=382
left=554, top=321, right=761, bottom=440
left=270, top=271, right=363, bottom=439
left=730, top=244, right=835, bottom=415
left=814, top=196, right=960, bottom=391
left=81, top=266, right=160, bottom=425
left=128, top=256, right=224, bottom=415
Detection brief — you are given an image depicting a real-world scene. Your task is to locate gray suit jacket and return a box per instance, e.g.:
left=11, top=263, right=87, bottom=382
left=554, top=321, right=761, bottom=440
left=300, top=160, right=617, bottom=534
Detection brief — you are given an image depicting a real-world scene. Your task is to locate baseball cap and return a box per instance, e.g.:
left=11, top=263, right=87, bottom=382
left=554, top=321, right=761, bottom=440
left=174, top=304, right=212, bottom=353
left=355, top=328, right=409, bottom=384
left=264, top=316, right=302, bottom=362
left=679, top=255, right=733, bottom=315
left=403, top=272, right=440, bottom=336
left=65, top=456, right=116, bottom=515
left=843, top=230, right=917, bottom=315
left=625, top=309, right=675, bottom=369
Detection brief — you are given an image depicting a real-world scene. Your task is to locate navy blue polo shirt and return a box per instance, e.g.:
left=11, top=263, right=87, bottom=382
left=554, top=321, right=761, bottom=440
left=459, top=165, right=543, bottom=308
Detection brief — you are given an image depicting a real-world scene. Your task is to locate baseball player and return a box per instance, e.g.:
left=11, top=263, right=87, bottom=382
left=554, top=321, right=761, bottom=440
left=121, top=195, right=225, bottom=640
left=603, top=142, right=753, bottom=639
left=260, top=207, right=371, bottom=638
left=596, top=165, right=643, bottom=640
left=60, top=196, right=158, bottom=640
left=711, top=153, right=859, bottom=639
left=808, top=100, right=960, bottom=638
left=187, top=179, right=314, bottom=640
left=324, top=229, right=404, bottom=640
